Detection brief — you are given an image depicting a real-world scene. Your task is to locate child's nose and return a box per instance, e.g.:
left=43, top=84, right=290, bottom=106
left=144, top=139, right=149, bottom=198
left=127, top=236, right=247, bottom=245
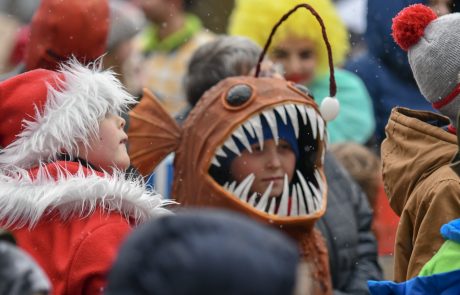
left=266, top=152, right=282, bottom=169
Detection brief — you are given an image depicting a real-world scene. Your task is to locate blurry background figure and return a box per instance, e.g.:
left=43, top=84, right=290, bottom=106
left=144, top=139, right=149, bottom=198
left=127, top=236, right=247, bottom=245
left=104, top=0, right=146, bottom=96
left=330, top=142, right=380, bottom=209
left=106, top=209, right=312, bottom=295
left=228, top=0, right=376, bottom=146
left=331, top=142, right=400, bottom=280
left=0, top=0, right=39, bottom=74
left=333, top=0, right=368, bottom=58
left=0, top=0, right=109, bottom=80
left=0, top=228, right=51, bottom=295
left=345, top=0, right=460, bottom=149
left=133, top=0, right=214, bottom=116
left=177, top=35, right=265, bottom=124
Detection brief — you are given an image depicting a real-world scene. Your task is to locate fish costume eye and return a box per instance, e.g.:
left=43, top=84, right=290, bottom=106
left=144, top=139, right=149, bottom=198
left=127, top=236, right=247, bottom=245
left=226, top=84, right=252, bottom=106
left=223, top=84, right=254, bottom=109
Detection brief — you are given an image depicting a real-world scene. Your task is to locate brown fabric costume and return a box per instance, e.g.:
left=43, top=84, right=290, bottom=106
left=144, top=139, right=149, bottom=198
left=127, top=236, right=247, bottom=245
left=129, top=76, right=332, bottom=294
left=382, top=107, right=460, bottom=281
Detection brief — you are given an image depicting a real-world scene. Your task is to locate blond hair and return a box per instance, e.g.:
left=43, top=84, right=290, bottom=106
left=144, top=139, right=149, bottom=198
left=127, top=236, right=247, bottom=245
left=228, top=0, right=350, bottom=75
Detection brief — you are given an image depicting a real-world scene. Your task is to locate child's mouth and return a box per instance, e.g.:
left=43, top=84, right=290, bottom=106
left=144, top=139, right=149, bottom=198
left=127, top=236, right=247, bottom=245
left=208, top=102, right=326, bottom=217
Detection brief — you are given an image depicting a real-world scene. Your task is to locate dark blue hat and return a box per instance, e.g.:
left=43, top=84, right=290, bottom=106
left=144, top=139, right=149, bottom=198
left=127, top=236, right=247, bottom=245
left=106, top=209, right=299, bottom=295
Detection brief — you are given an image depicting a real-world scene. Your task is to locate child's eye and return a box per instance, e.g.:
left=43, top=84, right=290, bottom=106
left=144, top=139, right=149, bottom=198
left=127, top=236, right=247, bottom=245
left=251, top=144, right=262, bottom=152
left=278, top=141, right=293, bottom=151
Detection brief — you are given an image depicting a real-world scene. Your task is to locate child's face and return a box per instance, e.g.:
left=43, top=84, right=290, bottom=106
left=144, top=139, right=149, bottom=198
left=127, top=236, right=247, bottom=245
left=230, top=139, right=296, bottom=197
left=77, top=113, right=130, bottom=172
left=270, top=35, right=318, bottom=85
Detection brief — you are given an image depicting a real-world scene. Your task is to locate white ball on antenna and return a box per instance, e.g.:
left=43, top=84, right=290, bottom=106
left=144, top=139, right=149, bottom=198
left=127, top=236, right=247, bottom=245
left=320, top=96, right=340, bottom=121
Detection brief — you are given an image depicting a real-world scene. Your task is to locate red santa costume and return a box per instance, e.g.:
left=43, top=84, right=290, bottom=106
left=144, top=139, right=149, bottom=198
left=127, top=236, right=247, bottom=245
left=0, top=60, right=170, bottom=294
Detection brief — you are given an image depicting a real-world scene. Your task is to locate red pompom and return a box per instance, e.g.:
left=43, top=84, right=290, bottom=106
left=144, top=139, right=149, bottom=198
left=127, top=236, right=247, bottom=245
left=392, top=4, right=437, bottom=51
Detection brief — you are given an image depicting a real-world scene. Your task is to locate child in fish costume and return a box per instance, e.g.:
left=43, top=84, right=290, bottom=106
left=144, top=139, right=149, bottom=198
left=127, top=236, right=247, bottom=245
left=128, top=4, right=342, bottom=294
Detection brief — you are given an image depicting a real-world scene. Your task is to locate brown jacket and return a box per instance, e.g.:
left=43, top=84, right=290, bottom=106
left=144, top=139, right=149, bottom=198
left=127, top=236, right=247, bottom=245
left=381, top=107, right=460, bottom=281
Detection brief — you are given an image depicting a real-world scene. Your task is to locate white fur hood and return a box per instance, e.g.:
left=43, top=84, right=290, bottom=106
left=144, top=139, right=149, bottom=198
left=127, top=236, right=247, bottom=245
left=0, top=163, right=173, bottom=228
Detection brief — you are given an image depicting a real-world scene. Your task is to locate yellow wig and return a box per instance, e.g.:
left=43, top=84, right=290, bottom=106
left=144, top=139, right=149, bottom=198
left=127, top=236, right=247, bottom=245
left=228, top=0, right=349, bottom=76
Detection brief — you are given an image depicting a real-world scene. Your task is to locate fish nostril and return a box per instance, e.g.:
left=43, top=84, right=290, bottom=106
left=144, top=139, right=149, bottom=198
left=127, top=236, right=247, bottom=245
left=293, top=83, right=314, bottom=99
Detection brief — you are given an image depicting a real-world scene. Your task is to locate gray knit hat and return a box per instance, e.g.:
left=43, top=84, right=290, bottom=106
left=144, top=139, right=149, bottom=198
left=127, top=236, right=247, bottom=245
left=392, top=4, right=460, bottom=128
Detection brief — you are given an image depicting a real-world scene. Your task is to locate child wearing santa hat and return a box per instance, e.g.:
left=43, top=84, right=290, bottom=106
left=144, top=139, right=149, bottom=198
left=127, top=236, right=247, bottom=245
left=0, top=59, right=170, bottom=294
left=381, top=4, right=460, bottom=282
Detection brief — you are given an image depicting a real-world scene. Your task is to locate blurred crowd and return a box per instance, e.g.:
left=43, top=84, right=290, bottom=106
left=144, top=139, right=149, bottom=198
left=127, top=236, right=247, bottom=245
left=0, top=0, right=459, bottom=294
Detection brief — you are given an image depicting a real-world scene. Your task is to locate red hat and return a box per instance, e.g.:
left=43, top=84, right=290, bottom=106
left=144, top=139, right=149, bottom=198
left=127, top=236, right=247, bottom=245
left=0, top=69, right=64, bottom=148
left=0, top=59, right=135, bottom=169
left=25, top=0, right=109, bottom=71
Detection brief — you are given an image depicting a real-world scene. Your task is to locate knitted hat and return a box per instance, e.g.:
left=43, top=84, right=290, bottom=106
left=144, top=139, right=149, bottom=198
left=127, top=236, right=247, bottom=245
left=0, top=59, right=135, bottom=169
left=392, top=4, right=460, bottom=129
left=24, top=0, right=109, bottom=71
left=106, top=209, right=299, bottom=295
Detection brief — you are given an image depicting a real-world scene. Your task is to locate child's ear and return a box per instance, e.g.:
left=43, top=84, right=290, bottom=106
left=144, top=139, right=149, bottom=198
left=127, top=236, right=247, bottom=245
left=128, top=88, right=182, bottom=176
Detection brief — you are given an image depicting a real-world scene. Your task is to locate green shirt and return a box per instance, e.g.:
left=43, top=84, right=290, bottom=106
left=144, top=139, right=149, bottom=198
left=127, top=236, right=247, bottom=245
left=310, top=68, right=375, bottom=144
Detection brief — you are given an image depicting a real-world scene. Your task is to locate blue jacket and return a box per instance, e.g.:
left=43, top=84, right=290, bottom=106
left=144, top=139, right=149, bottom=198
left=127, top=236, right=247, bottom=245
left=368, top=219, right=460, bottom=294
left=368, top=269, right=460, bottom=295
left=345, top=0, right=433, bottom=143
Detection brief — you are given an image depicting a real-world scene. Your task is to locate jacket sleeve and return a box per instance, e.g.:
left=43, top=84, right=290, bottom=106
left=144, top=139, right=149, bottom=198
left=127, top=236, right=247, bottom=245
left=67, top=218, right=132, bottom=295
left=403, top=179, right=460, bottom=279
left=341, top=182, right=382, bottom=295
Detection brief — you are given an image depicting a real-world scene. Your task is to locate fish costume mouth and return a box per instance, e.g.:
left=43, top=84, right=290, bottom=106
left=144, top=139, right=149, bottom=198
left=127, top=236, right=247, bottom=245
left=205, top=80, right=327, bottom=222
left=128, top=3, right=339, bottom=231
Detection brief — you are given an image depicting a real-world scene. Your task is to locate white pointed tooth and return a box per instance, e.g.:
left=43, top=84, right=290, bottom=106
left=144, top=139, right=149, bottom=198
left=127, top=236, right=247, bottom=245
left=243, top=121, right=256, bottom=138
left=255, top=181, right=273, bottom=211
left=262, top=110, right=279, bottom=145
left=233, top=126, right=252, bottom=153
left=296, top=170, right=314, bottom=213
left=211, top=156, right=221, bottom=167
left=224, top=136, right=241, bottom=156
left=247, top=192, right=258, bottom=207
left=309, top=181, right=322, bottom=211
left=240, top=176, right=255, bottom=202
left=215, top=146, right=227, bottom=158
left=314, top=170, right=325, bottom=194
left=290, top=186, right=298, bottom=216
left=268, top=197, right=276, bottom=215
left=296, top=104, right=308, bottom=125
left=306, top=107, right=317, bottom=139
left=249, top=115, right=264, bottom=150
left=233, top=174, right=255, bottom=200
left=228, top=181, right=237, bottom=193
left=223, top=182, right=229, bottom=190
left=274, top=105, right=288, bottom=125
left=318, top=116, right=325, bottom=141
left=285, top=104, right=299, bottom=138
left=277, top=174, right=290, bottom=216
left=297, top=183, right=308, bottom=215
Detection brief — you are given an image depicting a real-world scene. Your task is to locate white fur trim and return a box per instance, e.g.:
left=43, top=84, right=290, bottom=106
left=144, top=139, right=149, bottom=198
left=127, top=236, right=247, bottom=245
left=0, top=165, right=173, bottom=229
left=0, top=58, right=137, bottom=169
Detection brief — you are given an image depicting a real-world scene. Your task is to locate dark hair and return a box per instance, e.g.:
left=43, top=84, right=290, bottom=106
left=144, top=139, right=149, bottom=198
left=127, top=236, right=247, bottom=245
left=106, top=209, right=299, bottom=295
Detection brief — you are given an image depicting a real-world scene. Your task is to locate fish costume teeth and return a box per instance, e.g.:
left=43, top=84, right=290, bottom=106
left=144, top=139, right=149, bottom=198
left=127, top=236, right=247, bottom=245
left=128, top=4, right=339, bottom=294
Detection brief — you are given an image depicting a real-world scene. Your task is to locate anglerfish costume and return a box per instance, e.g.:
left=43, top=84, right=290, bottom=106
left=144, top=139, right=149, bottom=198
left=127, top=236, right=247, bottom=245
left=129, top=76, right=332, bottom=294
